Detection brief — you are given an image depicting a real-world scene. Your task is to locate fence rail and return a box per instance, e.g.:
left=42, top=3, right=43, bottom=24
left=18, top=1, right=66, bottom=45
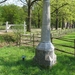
left=55, top=48, right=74, bottom=55
left=20, top=33, right=41, bottom=47
left=20, top=28, right=75, bottom=56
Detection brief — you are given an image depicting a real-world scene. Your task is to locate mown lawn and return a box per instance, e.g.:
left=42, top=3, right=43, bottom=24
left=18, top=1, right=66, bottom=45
left=0, top=46, right=75, bottom=75
left=0, top=32, right=75, bottom=75
left=53, top=32, right=75, bottom=55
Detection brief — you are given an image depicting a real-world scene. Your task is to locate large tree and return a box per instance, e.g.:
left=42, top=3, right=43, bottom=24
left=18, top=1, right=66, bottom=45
left=32, top=1, right=43, bottom=28
left=2, top=4, right=25, bottom=24
left=51, top=0, right=71, bottom=30
left=20, top=0, right=40, bottom=32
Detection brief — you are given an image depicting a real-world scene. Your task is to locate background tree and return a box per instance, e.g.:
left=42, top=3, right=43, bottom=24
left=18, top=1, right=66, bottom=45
left=1, top=0, right=75, bottom=30
left=20, top=0, right=40, bottom=32
left=0, top=6, right=4, bottom=25
left=2, top=4, right=26, bottom=24
left=50, top=0, right=73, bottom=30
left=0, top=0, right=7, bottom=25
left=32, top=1, right=42, bottom=28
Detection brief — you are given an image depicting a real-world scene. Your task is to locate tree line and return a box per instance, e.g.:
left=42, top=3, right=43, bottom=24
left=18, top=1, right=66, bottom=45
left=0, top=0, right=75, bottom=32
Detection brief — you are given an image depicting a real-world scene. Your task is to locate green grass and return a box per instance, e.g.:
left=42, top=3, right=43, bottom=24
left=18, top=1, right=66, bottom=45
left=0, top=46, right=75, bottom=75
left=0, top=46, right=36, bottom=75
left=0, top=32, right=75, bottom=75
left=53, top=32, right=75, bottom=54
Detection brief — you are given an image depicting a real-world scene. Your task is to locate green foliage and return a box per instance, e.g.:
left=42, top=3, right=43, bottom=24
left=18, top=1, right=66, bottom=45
left=13, top=24, right=24, bottom=45
left=51, top=0, right=75, bottom=28
left=1, top=0, right=75, bottom=29
left=0, top=34, right=17, bottom=44
left=3, top=34, right=16, bottom=43
left=32, top=1, right=43, bottom=28
left=1, top=4, right=26, bottom=24
left=0, top=25, right=5, bottom=30
left=0, top=35, right=4, bottom=42
left=32, top=0, right=75, bottom=28
left=0, top=6, right=4, bottom=23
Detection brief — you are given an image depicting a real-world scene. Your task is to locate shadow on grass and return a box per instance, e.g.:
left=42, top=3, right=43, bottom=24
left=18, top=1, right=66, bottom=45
left=0, top=56, right=47, bottom=75
left=0, top=53, right=75, bottom=75
left=19, top=46, right=35, bottom=53
left=54, top=43, right=74, bottom=48
left=0, top=57, right=39, bottom=68
left=55, top=54, right=75, bottom=71
left=55, top=38, right=73, bottom=42
left=0, top=46, right=51, bottom=75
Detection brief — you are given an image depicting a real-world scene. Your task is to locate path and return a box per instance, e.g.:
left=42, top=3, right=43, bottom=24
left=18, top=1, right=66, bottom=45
left=0, top=30, right=6, bottom=34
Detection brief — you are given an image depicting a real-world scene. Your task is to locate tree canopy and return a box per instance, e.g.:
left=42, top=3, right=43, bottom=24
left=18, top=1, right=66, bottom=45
left=0, top=4, right=26, bottom=24
left=0, top=0, right=75, bottom=30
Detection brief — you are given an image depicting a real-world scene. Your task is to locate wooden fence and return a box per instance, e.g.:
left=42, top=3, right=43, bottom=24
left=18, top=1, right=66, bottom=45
left=20, top=28, right=75, bottom=56
left=20, top=33, right=41, bottom=47
left=51, top=28, right=75, bottom=38
left=51, top=29, right=75, bottom=56
left=53, top=38, right=75, bottom=57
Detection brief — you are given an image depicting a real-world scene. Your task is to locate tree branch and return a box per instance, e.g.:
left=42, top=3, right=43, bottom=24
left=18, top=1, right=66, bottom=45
left=51, top=4, right=56, bottom=8
left=30, top=0, right=40, bottom=6
left=20, top=0, right=27, bottom=5
left=35, top=1, right=42, bottom=8
left=0, top=0, right=7, bottom=4
left=51, top=3, right=69, bottom=14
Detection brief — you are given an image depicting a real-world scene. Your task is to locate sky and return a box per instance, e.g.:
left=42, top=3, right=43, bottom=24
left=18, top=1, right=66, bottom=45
left=0, top=0, right=24, bottom=7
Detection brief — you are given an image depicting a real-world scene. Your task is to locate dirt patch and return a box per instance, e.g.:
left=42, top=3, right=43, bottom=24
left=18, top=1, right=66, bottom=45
left=0, top=30, right=6, bottom=34
left=0, top=45, right=3, bottom=48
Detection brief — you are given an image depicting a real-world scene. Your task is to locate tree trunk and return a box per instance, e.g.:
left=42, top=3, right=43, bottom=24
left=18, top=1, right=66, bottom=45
left=62, top=17, right=64, bottom=29
left=55, top=9, right=58, bottom=30
left=27, top=0, right=31, bottom=32
left=37, top=11, right=40, bottom=28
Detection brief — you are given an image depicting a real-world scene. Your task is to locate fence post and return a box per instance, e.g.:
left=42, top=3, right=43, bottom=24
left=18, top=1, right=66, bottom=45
left=24, top=21, right=26, bottom=34
left=30, top=32, right=31, bottom=41
left=50, top=33, right=53, bottom=43
left=33, top=34, right=34, bottom=47
left=6, top=21, right=8, bottom=32
left=19, top=34, right=21, bottom=46
left=74, top=39, right=75, bottom=57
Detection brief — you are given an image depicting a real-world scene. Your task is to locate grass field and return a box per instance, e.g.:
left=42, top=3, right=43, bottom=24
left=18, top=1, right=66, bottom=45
left=0, top=26, right=5, bottom=30
left=0, top=32, right=75, bottom=75
left=53, top=32, right=75, bottom=55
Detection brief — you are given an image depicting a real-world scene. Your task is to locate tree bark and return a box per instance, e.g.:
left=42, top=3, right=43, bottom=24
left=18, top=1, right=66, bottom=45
left=37, top=11, right=40, bottom=28
left=20, top=0, right=40, bottom=32
left=55, top=9, right=58, bottom=30
left=27, top=0, right=31, bottom=32
left=62, top=17, right=65, bottom=29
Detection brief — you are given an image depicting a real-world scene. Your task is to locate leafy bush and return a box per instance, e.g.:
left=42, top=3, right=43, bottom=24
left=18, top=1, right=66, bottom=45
left=3, top=34, right=16, bottom=43
left=0, top=34, right=17, bottom=44
left=0, top=26, right=5, bottom=30
left=0, top=35, right=4, bottom=42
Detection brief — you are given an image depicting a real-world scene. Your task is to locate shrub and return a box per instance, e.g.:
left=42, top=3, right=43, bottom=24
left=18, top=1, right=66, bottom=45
left=0, top=34, right=17, bottom=44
